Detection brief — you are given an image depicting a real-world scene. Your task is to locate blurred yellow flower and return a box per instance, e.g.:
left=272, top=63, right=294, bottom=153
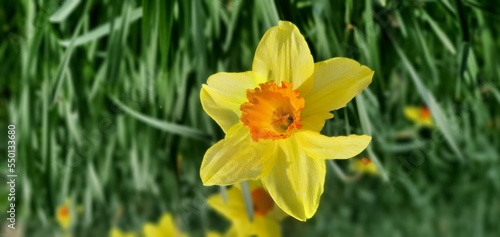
left=143, top=213, right=186, bottom=237
left=404, top=106, right=433, bottom=127
left=207, top=182, right=286, bottom=237
left=109, top=227, right=136, bottom=237
left=200, top=21, right=373, bottom=220
left=353, top=157, right=378, bottom=175
left=206, top=226, right=240, bottom=237
left=206, top=231, right=222, bottom=237
left=206, top=227, right=239, bottom=237
left=56, top=199, right=72, bottom=230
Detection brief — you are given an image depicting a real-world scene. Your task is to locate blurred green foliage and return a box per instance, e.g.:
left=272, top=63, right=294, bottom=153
left=1, top=0, right=499, bottom=236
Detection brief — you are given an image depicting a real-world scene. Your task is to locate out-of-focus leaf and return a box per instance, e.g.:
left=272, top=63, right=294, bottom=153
left=393, top=38, right=465, bottom=161
left=111, top=96, right=212, bottom=141
left=49, top=0, right=81, bottom=23
left=59, top=7, right=142, bottom=47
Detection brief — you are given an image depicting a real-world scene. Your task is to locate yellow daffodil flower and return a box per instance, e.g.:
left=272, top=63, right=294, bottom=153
left=404, top=106, right=433, bottom=127
left=143, top=213, right=187, bottom=237
left=207, top=182, right=286, bottom=237
left=353, top=157, right=378, bottom=175
left=200, top=21, right=373, bottom=221
left=110, top=228, right=136, bottom=237
left=56, top=199, right=72, bottom=230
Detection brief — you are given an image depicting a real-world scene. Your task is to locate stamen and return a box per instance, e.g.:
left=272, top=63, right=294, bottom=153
left=420, top=107, right=430, bottom=119
left=240, top=82, right=304, bottom=141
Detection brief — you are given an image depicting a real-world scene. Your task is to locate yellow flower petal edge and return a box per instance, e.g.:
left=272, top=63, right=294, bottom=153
left=143, top=223, right=161, bottom=237
left=252, top=21, right=315, bottom=93
left=235, top=217, right=281, bottom=237
left=206, top=231, right=223, bottom=237
left=200, top=21, right=374, bottom=221
left=296, top=131, right=372, bottom=159
left=143, top=213, right=186, bottom=237
left=200, top=72, right=256, bottom=133
left=302, top=57, right=374, bottom=117
left=110, top=228, right=136, bottom=237
left=232, top=180, right=289, bottom=221
left=207, top=184, right=283, bottom=237
left=300, top=112, right=333, bottom=132
left=207, top=186, right=247, bottom=221
left=200, top=124, right=278, bottom=186
left=261, top=137, right=325, bottom=221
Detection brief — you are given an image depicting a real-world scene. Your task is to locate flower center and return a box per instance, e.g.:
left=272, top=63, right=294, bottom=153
left=251, top=188, right=274, bottom=217
left=361, top=157, right=371, bottom=165
left=58, top=206, right=69, bottom=218
left=420, top=107, right=430, bottom=119
left=240, top=82, right=304, bottom=141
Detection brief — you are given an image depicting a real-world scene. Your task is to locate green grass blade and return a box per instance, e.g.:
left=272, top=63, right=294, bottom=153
left=241, top=181, right=254, bottom=222
left=87, top=163, right=104, bottom=202
left=59, top=7, right=142, bottom=47
left=50, top=20, right=83, bottom=106
left=421, top=11, right=457, bottom=55
left=110, top=96, right=212, bottom=141
left=158, top=0, right=174, bottom=66
left=356, top=94, right=389, bottom=181
left=219, top=186, right=228, bottom=203
left=393, top=39, right=465, bottom=161
left=49, top=0, right=81, bottom=23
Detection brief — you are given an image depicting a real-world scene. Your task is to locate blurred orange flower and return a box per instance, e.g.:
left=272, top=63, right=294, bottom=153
left=353, top=157, right=378, bottom=175
left=56, top=199, right=72, bottom=230
left=404, top=106, right=433, bottom=127
left=207, top=182, right=287, bottom=237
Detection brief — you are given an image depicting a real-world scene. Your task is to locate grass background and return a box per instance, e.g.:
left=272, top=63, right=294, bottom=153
left=1, top=0, right=500, bottom=236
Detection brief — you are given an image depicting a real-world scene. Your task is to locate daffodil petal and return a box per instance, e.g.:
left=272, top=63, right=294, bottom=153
left=201, top=72, right=256, bottom=133
left=302, top=57, right=374, bottom=117
left=267, top=204, right=289, bottom=222
left=261, top=137, right=325, bottom=221
left=206, top=231, right=223, bottom=237
left=403, top=106, right=421, bottom=121
left=110, top=228, right=136, bottom=237
left=158, top=214, right=177, bottom=236
left=252, top=21, right=314, bottom=93
left=296, top=131, right=371, bottom=159
left=224, top=226, right=239, bottom=237
left=110, top=228, right=128, bottom=237
left=143, top=223, right=162, bottom=237
left=232, top=216, right=280, bottom=237
left=200, top=123, right=278, bottom=186
left=207, top=187, right=246, bottom=222
left=300, top=112, right=333, bottom=132
left=252, top=217, right=281, bottom=237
